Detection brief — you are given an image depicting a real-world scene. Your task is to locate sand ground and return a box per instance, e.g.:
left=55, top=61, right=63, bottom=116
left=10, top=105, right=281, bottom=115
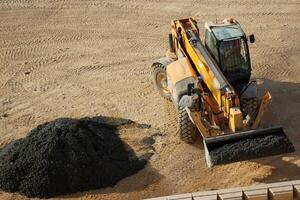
left=0, top=0, right=300, bottom=199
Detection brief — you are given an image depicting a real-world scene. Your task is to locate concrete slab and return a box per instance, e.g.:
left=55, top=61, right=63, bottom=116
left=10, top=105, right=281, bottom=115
left=193, top=195, right=217, bottom=200
left=292, top=180, right=300, bottom=185
left=267, top=181, right=292, bottom=188
left=218, top=192, right=243, bottom=200
left=242, top=184, right=268, bottom=191
left=144, top=196, right=168, bottom=200
left=216, top=187, right=243, bottom=200
left=243, top=184, right=268, bottom=200
left=167, top=193, right=192, bottom=200
left=268, top=185, right=293, bottom=200
left=243, top=189, right=267, bottom=200
left=217, top=187, right=243, bottom=194
left=293, top=184, right=300, bottom=199
left=192, top=190, right=217, bottom=200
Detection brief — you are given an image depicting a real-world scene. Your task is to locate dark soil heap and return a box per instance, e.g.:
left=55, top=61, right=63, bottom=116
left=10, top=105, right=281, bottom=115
left=0, top=117, right=147, bottom=198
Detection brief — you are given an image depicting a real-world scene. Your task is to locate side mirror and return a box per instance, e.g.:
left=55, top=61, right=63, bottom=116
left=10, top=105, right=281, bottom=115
left=249, top=34, right=255, bottom=43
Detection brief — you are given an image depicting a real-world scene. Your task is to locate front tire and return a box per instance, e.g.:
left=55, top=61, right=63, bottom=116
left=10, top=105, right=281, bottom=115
left=177, top=107, right=196, bottom=143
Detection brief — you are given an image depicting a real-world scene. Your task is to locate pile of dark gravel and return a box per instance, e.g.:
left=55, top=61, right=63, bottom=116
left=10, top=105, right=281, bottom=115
left=0, top=117, right=147, bottom=198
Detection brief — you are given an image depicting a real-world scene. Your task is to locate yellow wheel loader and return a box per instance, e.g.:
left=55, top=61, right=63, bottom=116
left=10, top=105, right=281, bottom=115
left=152, top=18, right=294, bottom=167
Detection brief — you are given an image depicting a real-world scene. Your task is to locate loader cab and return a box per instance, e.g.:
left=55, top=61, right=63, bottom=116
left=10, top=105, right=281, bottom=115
left=204, top=20, right=252, bottom=88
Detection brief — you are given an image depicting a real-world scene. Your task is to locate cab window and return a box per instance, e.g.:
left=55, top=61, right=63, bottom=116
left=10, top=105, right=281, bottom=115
left=205, top=30, right=219, bottom=63
left=219, top=38, right=249, bottom=72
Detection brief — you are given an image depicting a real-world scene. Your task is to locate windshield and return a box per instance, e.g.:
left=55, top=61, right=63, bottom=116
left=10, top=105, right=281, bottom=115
left=219, top=38, right=249, bottom=72
left=212, top=25, right=243, bottom=40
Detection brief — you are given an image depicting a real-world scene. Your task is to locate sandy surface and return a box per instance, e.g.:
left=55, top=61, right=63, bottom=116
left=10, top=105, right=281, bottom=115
left=0, top=0, right=300, bottom=199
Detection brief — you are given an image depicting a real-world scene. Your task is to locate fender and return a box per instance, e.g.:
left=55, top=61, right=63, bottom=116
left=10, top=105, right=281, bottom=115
left=151, top=57, right=174, bottom=69
left=166, top=57, right=197, bottom=106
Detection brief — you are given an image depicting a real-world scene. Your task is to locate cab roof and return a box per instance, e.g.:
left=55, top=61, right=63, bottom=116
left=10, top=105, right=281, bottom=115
left=205, top=18, right=245, bottom=41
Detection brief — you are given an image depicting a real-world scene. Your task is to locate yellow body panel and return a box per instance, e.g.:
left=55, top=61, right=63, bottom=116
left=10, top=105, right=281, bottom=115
left=252, top=92, right=272, bottom=129
left=166, top=57, right=197, bottom=92
left=229, top=107, right=243, bottom=132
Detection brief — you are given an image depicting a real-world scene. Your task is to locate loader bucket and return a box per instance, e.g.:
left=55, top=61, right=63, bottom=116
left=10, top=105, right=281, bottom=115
left=204, top=126, right=295, bottom=167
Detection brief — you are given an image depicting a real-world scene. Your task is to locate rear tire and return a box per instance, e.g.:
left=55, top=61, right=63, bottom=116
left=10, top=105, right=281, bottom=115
left=153, top=63, right=171, bottom=101
left=178, top=107, right=196, bottom=143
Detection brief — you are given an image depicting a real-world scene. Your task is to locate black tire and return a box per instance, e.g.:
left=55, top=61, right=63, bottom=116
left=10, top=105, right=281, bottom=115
left=153, top=63, right=171, bottom=101
left=177, top=107, right=196, bottom=143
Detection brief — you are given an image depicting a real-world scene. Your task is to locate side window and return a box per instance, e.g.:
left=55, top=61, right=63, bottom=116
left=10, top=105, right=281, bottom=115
left=205, top=30, right=219, bottom=63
